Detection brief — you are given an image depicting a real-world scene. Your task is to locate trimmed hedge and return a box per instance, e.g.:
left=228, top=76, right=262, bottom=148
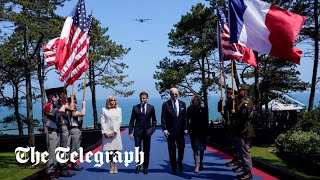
left=276, top=130, right=320, bottom=172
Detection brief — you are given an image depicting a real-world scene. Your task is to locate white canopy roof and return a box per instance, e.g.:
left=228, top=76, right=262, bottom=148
left=262, top=99, right=305, bottom=111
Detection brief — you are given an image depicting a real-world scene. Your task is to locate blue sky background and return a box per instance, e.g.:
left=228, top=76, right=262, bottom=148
left=48, top=0, right=319, bottom=100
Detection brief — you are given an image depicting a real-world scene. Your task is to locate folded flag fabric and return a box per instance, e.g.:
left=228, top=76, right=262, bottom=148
left=43, top=0, right=90, bottom=85
left=229, top=0, right=305, bottom=64
left=217, top=6, right=257, bottom=68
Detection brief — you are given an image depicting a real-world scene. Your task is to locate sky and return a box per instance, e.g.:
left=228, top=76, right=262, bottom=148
left=49, top=0, right=319, bottom=100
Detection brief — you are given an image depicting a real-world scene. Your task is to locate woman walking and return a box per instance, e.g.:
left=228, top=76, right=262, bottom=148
left=101, top=96, right=123, bottom=174
left=187, top=95, right=209, bottom=174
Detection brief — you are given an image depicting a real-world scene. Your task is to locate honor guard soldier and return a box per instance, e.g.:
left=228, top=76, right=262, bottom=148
left=233, top=84, right=255, bottom=180
left=57, top=91, right=75, bottom=177
left=68, top=95, right=86, bottom=171
left=44, top=87, right=64, bottom=180
left=218, top=88, right=240, bottom=167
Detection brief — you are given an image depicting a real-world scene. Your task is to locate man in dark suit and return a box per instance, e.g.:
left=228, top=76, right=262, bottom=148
left=161, top=88, right=188, bottom=175
left=129, top=92, right=157, bottom=174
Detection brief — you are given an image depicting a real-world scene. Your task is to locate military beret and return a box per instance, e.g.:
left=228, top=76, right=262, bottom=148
left=238, top=84, right=250, bottom=91
left=45, top=87, right=66, bottom=98
left=227, top=87, right=238, bottom=95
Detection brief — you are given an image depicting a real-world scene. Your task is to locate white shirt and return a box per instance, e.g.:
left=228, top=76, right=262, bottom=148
left=171, top=99, right=179, bottom=116
left=140, top=103, right=147, bottom=114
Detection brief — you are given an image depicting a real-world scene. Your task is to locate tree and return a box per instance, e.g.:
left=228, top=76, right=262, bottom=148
left=240, top=55, right=309, bottom=127
left=154, top=3, right=219, bottom=110
left=0, top=35, right=26, bottom=135
left=288, top=0, right=319, bottom=111
left=1, top=0, right=69, bottom=145
left=80, top=19, right=134, bottom=129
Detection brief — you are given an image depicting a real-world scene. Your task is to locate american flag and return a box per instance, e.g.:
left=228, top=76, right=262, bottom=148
left=43, top=0, right=90, bottom=85
left=216, top=6, right=257, bottom=68
left=217, top=6, right=242, bottom=60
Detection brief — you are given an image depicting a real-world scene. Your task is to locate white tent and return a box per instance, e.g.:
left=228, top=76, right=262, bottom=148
left=262, top=99, right=305, bottom=111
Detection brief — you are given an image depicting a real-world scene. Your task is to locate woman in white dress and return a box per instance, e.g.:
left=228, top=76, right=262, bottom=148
left=101, top=96, right=123, bottom=174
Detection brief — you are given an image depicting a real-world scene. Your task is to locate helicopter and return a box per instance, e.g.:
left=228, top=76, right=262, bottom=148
left=133, top=18, right=152, bottom=23
left=135, top=40, right=149, bottom=43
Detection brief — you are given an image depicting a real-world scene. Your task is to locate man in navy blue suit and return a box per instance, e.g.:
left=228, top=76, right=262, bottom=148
left=129, top=92, right=157, bottom=174
left=161, top=88, right=188, bottom=175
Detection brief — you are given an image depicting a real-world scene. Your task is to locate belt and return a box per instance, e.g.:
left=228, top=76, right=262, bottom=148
left=71, top=126, right=79, bottom=129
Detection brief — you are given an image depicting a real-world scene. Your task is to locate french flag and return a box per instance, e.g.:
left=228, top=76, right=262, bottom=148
left=229, top=0, right=306, bottom=64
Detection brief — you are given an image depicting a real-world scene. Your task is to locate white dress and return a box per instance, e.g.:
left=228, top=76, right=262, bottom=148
left=101, top=107, right=123, bottom=151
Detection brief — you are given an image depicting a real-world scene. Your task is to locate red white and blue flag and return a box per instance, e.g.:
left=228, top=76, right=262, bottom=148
left=229, top=0, right=305, bottom=64
left=217, top=6, right=257, bottom=68
left=44, top=0, right=90, bottom=85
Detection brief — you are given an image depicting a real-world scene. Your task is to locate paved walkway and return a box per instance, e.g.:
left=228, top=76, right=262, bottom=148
left=62, top=129, right=278, bottom=180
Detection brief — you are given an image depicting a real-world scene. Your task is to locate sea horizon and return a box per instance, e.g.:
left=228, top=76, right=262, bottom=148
left=0, top=92, right=319, bottom=135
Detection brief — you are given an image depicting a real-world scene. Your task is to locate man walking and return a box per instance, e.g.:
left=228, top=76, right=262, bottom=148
left=161, top=88, right=188, bottom=175
left=129, top=92, right=157, bottom=174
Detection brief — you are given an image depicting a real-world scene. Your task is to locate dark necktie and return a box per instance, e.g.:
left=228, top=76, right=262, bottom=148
left=142, top=104, right=145, bottom=114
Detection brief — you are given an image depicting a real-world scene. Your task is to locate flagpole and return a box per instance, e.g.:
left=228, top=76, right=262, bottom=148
left=72, top=84, right=74, bottom=95
left=216, top=16, right=229, bottom=122
left=82, top=71, right=87, bottom=102
left=231, top=60, right=235, bottom=112
left=219, top=62, right=224, bottom=114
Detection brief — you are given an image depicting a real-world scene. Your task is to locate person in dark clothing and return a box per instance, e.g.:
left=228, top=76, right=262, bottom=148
left=129, top=92, right=157, bottom=174
left=218, top=88, right=240, bottom=167
left=233, top=84, right=255, bottom=180
left=161, top=87, right=188, bottom=175
left=187, top=95, right=208, bottom=174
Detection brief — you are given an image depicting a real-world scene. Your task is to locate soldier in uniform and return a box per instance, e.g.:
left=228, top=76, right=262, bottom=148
left=218, top=88, right=240, bottom=167
left=233, top=84, right=255, bottom=180
left=44, top=87, right=64, bottom=180
left=68, top=95, right=86, bottom=171
left=57, top=92, right=75, bottom=177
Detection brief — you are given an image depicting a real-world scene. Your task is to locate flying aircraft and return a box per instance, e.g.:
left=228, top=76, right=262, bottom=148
left=135, top=40, right=149, bottom=43
left=133, top=18, right=152, bottom=23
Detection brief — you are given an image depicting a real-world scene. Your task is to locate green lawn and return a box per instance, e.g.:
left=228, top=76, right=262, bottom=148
left=251, top=145, right=320, bottom=179
left=0, top=152, right=44, bottom=180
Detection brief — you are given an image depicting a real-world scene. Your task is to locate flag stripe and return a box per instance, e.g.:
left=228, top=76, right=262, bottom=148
left=43, top=0, right=92, bottom=85
left=217, top=6, right=258, bottom=68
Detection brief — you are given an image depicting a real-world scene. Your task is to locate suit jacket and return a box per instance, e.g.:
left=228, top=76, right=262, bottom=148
left=129, top=104, right=157, bottom=136
left=161, top=99, right=188, bottom=136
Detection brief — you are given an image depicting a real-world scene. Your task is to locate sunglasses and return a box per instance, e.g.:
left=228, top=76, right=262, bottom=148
left=110, top=99, right=116, bottom=102
left=170, top=93, right=178, bottom=96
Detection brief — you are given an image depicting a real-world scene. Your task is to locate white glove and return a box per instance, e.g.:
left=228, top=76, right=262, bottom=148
left=184, top=130, right=189, bottom=135
left=163, top=130, right=170, bottom=138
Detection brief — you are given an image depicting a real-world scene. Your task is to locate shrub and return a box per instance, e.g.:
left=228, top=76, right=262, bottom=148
left=275, top=130, right=320, bottom=170
left=295, top=107, right=320, bottom=134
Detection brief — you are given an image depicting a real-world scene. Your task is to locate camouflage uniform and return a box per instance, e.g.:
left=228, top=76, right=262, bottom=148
left=234, top=84, right=255, bottom=180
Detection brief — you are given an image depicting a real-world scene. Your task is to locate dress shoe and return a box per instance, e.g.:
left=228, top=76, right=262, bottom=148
left=237, top=171, right=253, bottom=180
left=178, top=162, right=183, bottom=172
left=143, top=169, right=148, bottom=174
left=172, top=170, right=177, bottom=175
left=69, top=171, right=76, bottom=176
left=60, top=170, right=73, bottom=177
left=71, top=164, right=83, bottom=171
left=135, top=165, right=141, bottom=174
left=232, top=166, right=244, bottom=173
left=226, top=159, right=238, bottom=167
left=199, top=164, right=204, bottom=171
left=194, top=166, right=199, bottom=174
left=47, top=173, right=57, bottom=180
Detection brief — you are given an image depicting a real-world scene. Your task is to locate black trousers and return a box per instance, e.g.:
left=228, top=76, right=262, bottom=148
left=134, top=130, right=151, bottom=169
left=167, top=134, right=185, bottom=171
